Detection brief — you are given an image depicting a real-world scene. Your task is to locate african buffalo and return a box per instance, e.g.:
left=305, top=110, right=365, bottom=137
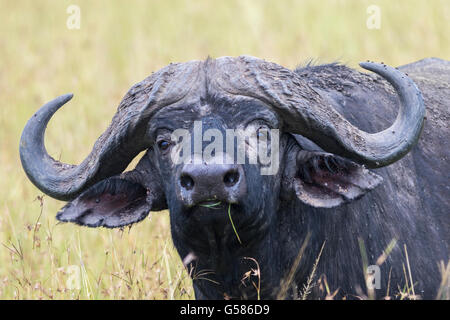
left=19, top=56, right=449, bottom=299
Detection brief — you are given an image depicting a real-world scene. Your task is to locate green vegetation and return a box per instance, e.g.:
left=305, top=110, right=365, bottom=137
left=0, top=0, right=448, bottom=299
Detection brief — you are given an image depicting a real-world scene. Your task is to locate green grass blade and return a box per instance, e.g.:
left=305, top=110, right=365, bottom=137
left=228, top=204, right=242, bottom=244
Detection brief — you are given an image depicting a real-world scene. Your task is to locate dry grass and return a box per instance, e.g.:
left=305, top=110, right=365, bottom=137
left=0, top=0, right=448, bottom=299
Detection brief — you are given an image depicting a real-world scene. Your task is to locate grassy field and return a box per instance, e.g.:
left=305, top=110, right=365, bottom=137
left=0, top=0, right=448, bottom=299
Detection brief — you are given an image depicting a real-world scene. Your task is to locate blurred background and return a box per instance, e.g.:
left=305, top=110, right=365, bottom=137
left=0, top=0, right=448, bottom=299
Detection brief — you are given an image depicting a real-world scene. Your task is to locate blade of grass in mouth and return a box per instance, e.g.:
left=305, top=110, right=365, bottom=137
left=228, top=203, right=242, bottom=244
left=198, top=201, right=222, bottom=209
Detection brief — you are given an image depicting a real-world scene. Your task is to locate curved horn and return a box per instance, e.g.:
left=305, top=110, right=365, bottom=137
left=20, top=61, right=203, bottom=201
left=19, top=94, right=148, bottom=201
left=211, top=56, right=425, bottom=168
left=295, top=62, right=425, bottom=168
left=349, top=62, right=425, bottom=167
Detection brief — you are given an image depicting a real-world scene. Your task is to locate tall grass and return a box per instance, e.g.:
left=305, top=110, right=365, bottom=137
left=0, top=0, right=448, bottom=299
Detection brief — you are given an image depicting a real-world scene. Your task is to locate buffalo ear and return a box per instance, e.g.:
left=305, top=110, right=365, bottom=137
left=294, top=151, right=383, bottom=208
left=56, top=177, right=152, bottom=228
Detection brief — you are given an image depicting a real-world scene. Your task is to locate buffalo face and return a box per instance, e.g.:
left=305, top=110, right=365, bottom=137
left=146, top=97, right=286, bottom=255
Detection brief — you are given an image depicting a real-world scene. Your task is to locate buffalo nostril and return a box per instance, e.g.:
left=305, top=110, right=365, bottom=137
left=180, top=174, right=195, bottom=191
left=223, top=170, right=240, bottom=187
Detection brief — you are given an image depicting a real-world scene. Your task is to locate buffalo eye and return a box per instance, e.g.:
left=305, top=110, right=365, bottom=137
left=256, top=125, right=270, bottom=141
left=157, top=140, right=171, bottom=152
